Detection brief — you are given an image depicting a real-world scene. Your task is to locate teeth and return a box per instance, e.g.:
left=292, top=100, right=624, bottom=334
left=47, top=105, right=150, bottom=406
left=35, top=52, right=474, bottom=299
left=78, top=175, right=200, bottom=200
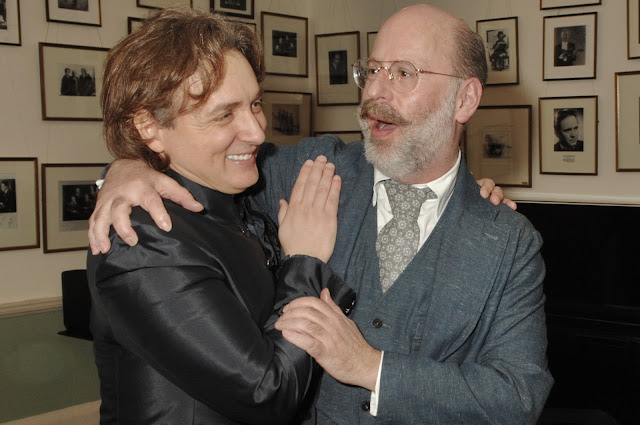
left=226, top=154, right=252, bottom=160
left=377, top=123, right=387, bottom=130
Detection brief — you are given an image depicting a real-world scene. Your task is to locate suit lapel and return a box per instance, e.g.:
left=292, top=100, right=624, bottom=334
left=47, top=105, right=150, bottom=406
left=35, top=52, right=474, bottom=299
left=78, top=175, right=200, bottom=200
left=422, top=159, right=511, bottom=359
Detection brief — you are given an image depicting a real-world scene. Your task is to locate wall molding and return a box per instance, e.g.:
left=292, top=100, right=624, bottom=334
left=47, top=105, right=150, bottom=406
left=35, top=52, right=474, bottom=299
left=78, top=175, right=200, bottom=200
left=0, top=297, right=62, bottom=318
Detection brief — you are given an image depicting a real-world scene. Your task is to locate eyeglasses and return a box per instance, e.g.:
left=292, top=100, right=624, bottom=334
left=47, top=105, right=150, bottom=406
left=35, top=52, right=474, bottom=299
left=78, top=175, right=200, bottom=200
left=352, top=58, right=464, bottom=93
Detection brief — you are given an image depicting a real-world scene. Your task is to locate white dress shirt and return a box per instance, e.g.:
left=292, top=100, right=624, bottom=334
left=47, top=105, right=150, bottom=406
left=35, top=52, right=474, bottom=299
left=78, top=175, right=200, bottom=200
left=368, top=151, right=461, bottom=415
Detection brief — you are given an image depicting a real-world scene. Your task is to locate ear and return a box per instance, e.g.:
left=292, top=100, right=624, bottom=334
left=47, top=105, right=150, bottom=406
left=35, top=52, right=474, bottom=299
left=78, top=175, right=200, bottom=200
left=133, top=109, right=164, bottom=154
left=454, top=78, right=483, bottom=125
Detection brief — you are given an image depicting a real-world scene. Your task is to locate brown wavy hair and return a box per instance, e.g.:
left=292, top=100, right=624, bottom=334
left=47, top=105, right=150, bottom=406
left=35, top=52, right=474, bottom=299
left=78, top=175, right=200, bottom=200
left=101, top=6, right=265, bottom=171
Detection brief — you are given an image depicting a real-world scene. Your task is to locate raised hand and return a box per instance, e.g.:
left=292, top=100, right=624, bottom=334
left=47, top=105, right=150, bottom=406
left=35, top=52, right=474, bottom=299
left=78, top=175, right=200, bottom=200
left=277, top=155, right=341, bottom=263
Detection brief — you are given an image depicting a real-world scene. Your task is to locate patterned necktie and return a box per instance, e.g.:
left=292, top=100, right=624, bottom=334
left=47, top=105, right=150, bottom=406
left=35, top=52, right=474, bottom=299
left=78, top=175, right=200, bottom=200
left=376, top=180, right=438, bottom=292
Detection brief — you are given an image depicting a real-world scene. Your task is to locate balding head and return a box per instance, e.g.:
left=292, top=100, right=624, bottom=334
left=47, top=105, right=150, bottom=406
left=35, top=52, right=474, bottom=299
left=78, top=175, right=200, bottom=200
left=373, top=4, right=487, bottom=85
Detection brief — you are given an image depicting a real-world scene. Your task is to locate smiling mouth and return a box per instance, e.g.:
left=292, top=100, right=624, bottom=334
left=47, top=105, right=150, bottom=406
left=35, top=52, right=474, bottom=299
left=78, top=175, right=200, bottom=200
left=226, top=153, right=254, bottom=161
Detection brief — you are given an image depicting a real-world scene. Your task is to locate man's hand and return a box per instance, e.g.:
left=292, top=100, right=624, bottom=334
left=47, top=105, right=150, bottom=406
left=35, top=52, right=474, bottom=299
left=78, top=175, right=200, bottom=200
left=88, top=159, right=203, bottom=255
left=277, top=156, right=341, bottom=262
left=276, top=288, right=382, bottom=391
left=476, top=178, right=517, bottom=210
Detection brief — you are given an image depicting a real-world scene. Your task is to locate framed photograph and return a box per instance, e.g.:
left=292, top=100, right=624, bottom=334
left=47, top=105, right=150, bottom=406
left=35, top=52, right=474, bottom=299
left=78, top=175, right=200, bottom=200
left=0, top=0, right=21, bottom=46
left=46, top=0, right=101, bottom=27
left=313, top=130, right=362, bottom=142
left=127, top=16, right=145, bottom=34
left=628, top=0, right=640, bottom=59
left=541, top=0, right=601, bottom=9
left=367, top=31, right=377, bottom=56
left=211, top=0, right=253, bottom=19
left=137, top=0, right=192, bottom=9
left=543, top=12, right=597, bottom=80
left=263, top=91, right=311, bottom=146
left=539, top=96, right=598, bottom=175
left=38, top=42, right=109, bottom=121
left=0, top=158, right=39, bottom=251
left=315, top=31, right=360, bottom=106
left=476, top=17, right=519, bottom=86
left=615, top=71, right=640, bottom=171
left=464, top=105, right=532, bottom=187
left=261, top=12, right=308, bottom=77
left=42, top=163, right=105, bottom=253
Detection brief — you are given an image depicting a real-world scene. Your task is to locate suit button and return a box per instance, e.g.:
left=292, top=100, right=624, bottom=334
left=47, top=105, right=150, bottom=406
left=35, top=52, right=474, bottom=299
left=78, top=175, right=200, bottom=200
left=372, top=318, right=382, bottom=328
left=361, top=401, right=370, bottom=411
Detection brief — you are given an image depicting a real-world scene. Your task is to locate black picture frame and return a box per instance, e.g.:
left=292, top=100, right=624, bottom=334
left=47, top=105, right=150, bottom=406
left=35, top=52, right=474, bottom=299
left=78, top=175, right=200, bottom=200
left=45, top=0, right=101, bottom=27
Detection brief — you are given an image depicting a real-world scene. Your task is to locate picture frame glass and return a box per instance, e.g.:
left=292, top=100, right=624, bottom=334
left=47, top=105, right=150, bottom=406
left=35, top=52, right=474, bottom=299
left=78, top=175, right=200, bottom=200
left=476, top=17, right=519, bottom=85
left=262, top=12, right=308, bottom=77
left=46, top=0, right=101, bottom=26
left=39, top=43, right=109, bottom=121
left=464, top=106, right=532, bottom=187
left=539, top=96, right=598, bottom=175
left=543, top=13, right=597, bottom=80
left=0, top=158, right=39, bottom=251
left=211, top=0, right=254, bottom=19
left=42, top=164, right=106, bottom=253
left=0, top=0, right=21, bottom=46
left=263, top=91, right=311, bottom=146
left=315, top=32, right=360, bottom=106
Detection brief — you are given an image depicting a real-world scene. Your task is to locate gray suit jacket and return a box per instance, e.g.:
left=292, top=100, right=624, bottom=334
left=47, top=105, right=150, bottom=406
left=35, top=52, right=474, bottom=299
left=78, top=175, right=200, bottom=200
left=255, top=135, right=553, bottom=424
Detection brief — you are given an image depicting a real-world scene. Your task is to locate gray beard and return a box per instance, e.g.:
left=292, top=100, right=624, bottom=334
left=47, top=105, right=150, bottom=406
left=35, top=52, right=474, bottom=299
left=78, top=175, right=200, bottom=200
left=357, top=87, right=458, bottom=181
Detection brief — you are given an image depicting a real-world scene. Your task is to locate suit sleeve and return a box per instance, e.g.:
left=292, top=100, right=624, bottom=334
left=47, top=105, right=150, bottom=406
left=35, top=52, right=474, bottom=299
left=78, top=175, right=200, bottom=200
left=90, top=218, right=352, bottom=425
left=376, top=220, right=553, bottom=425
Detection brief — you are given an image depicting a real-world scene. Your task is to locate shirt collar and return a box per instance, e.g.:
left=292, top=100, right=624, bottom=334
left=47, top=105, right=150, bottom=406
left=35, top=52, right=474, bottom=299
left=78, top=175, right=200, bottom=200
left=372, top=150, right=461, bottom=218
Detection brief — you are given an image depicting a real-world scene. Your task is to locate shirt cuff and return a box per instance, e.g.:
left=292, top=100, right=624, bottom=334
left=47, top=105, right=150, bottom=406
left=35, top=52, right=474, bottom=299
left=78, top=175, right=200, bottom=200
left=369, top=350, right=384, bottom=416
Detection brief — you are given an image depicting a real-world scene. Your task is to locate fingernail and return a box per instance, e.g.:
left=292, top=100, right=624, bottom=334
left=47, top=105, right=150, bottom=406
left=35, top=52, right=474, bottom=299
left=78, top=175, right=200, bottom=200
left=124, top=237, right=137, bottom=247
left=160, top=220, right=171, bottom=232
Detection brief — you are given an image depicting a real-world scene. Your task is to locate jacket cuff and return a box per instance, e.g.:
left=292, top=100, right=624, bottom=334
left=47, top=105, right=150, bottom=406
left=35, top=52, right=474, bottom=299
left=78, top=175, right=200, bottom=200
left=276, top=255, right=356, bottom=316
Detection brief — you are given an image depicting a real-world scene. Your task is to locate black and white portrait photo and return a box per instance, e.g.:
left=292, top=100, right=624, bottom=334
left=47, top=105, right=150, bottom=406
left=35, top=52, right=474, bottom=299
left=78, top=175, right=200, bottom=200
left=61, top=183, right=97, bottom=221
left=554, top=25, right=586, bottom=67
left=272, top=104, right=300, bottom=136
left=220, top=0, right=246, bottom=10
left=554, top=108, right=584, bottom=152
left=0, top=179, right=16, bottom=213
left=60, top=65, right=96, bottom=96
left=487, top=29, right=509, bottom=71
left=272, top=30, right=297, bottom=57
left=58, top=0, right=89, bottom=11
left=328, top=50, right=348, bottom=85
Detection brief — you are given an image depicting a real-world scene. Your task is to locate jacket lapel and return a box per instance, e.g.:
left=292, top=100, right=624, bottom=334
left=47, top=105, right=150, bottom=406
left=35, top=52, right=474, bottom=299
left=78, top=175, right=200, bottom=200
left=422, top=159, right=511, bottom=359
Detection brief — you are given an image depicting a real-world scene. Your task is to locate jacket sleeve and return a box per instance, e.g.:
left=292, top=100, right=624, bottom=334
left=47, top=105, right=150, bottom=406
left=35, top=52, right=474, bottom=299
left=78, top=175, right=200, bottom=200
left=90, top=219, right=353, bottom=425
left=376, top=220, right=553, bottom=425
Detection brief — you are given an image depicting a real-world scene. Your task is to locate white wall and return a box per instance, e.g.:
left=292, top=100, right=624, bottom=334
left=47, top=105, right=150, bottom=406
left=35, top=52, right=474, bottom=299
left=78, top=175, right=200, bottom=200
left=1, top=0, right=638, bottom=305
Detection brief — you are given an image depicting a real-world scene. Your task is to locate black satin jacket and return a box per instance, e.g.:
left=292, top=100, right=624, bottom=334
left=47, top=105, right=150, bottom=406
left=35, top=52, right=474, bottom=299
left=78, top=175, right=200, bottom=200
left=87, top=171, right=355, bottom=425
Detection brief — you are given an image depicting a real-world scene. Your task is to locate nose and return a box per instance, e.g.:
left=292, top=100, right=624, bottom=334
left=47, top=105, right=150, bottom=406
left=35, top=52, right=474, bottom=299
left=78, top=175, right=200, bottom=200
left=363, top=70, right=394, bottom=102
left=238, top=109, right=266, bottom=145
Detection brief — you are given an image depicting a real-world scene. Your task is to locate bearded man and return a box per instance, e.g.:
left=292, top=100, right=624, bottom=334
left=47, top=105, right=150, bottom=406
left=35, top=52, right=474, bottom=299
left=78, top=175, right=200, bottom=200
left=88, top=4, right=551, bottom=424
